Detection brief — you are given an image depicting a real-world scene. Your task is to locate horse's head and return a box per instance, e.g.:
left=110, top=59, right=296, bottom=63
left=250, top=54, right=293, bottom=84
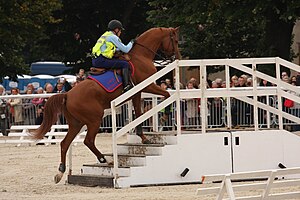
left=160, top=27, right=182, bottom=60
left=131, top=27, right=182, bottom=62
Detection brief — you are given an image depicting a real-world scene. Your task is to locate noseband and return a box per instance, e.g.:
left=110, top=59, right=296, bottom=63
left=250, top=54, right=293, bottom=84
left=161, top=29, right=178, bottom=62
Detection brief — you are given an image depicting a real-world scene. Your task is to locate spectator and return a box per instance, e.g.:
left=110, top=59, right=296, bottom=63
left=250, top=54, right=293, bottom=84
left=165, top=78, right=173, bottom=89
left=231, top=75, right=239, bottom=87
left=26, top=83, right=36, bottom=94
left=281, top=71, right=288, bottom=78
left=258, top=79, right=273, bottom=126
left=173, top=76, right=184, bottom=89
left=55, top=83, right=65, bottom=93
left=23, top=89, right=35, bottom=124
left=159, top=80, right=171, bottom=128
left=186, top=81, right=199, bottom=128
left=237, top=76, right=247, bottom=87
left=32, top=87, right=46, bottom=106
left=289, top=81, right=300, bottom=131
left=259, top=79, right=272, bottom=87
left=7, top=88, right=23, bottom=125
left=208, top=80, right=223, bottom=127
left=296, top=72, right=300, bottom=86
left=53, top=77, right=72, bottom=93
left=189, top=77, right=199, bottom=89
left=42, top=82, right=54, bottom=123
left=246, top=78, right=253, bottom=87
left=54, top=82, right=66, bottom=124
left=44, top=83, right=54, bottom=94
left=221, top=81, right=226, bottom=88
left=215, top=78, right=222, bottom=88
left=211, top=81, right=219, bottom=88
left=76, top=68, right=87, bottom=82
left=282, top=75, right=290, bottom=83
left=0, top=85, right=8, bottom=135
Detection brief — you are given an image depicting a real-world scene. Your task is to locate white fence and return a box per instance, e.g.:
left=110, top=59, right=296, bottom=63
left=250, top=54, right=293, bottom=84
left=3, top=91, right=298, bottom=135
left=110, top=57, right=300, bottom=185
left=197, top=167, right=300, bottom=200
left=0, top=124, right=86, bottom=146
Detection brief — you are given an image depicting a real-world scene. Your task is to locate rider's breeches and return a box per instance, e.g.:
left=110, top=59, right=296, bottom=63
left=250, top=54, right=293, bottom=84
left=92, top=55, right=130, bottom=70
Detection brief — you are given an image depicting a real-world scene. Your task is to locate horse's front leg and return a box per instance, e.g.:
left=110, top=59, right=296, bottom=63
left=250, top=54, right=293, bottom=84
left=54, top=121, right=83, bottom=184
left=143, top=83, right=171, bottom=126
left=132, top=93, right=150, bottom=144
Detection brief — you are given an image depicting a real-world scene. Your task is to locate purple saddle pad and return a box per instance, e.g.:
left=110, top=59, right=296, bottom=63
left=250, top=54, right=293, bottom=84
left=88, top=71, right=122, bottom=92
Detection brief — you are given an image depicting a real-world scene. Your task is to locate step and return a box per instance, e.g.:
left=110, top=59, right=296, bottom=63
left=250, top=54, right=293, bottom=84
left=81, top=164, right=130, bottom=177
left=127, top=132, right=177, bottom=145
left=117, top=143, right=164, bottom=155
left=68, top=174, right=114, bottom=187
left=103, top=153, right=147, bottom=167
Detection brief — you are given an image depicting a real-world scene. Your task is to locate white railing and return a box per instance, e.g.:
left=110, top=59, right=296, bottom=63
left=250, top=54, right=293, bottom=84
left=110, top=60, right=180, bottom=185
left=197, top=167, right=300, bottom=199
left=110, top=57, right=300, bottom=187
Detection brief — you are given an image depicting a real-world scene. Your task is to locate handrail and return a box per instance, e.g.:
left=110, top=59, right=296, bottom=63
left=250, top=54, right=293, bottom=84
left=110, top=57, right=300, bottom=187
left=111, top=60, right=178, bottom=186
left=112, top=61, right=177, bottom=106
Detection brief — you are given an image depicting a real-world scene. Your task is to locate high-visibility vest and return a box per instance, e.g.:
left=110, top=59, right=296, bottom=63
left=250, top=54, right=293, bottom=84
left=92, top=31, right=116, bottom=58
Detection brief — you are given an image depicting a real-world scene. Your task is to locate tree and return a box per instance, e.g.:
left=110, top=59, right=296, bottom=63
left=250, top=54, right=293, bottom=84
left=0, top=0, right=62, bottom=81
left=46, top=0, right=152, bottom=73
left=147, top=0, right=300, bottom=75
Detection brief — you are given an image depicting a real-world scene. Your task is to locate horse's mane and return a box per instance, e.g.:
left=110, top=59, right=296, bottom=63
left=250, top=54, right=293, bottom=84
left=137, top=27, right=170, bottom=41
left=129, top=27, right=177, bottom=61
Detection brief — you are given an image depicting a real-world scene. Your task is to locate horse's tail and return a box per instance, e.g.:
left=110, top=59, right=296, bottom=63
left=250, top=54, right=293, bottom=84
left=31, top=93, right=67, bottom=140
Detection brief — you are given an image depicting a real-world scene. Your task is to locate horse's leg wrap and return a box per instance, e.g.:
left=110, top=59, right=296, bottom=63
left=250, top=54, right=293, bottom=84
left=136, top=124, right=151, bottom=144
left=98, top=156, right=107, bottom=163
left=136, top=124, right=143, bottom=136
left=58, top=163, right=66, bottom=173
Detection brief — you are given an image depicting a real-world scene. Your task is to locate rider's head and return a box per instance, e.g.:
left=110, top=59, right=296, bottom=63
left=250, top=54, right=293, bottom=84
left=108, top=19, right=124, bottom=36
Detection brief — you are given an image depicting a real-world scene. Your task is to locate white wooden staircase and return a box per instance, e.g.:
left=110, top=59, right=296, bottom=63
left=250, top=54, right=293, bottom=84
left=68, top=130, right=300, bottom=188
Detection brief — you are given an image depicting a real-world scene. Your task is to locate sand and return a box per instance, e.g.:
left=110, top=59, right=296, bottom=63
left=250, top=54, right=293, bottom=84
left=0, top=134, right=299, bottom=200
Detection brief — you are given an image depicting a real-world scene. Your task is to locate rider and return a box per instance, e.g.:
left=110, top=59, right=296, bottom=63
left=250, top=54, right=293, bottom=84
left=92, top=19, right=135, bottom=92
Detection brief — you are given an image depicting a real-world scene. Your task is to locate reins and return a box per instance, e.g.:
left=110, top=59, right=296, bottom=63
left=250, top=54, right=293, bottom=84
left=134, top=42, right=171, bottom=66
left=134, top=29, right=178, bottom=67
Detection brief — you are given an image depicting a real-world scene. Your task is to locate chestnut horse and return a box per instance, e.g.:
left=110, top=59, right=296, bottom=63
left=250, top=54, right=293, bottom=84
left=31, top=27, right=181, bottom=183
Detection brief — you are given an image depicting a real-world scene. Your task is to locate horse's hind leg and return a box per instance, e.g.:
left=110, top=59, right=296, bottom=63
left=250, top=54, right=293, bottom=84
left=84, top=119, right=111, bottom=164
left=132, top=93, right=150, bottom=144
left=54, top=117, right=83, bottom=184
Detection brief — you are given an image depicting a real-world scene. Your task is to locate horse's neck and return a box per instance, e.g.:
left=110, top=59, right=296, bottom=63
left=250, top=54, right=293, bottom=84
left=131, top=28, right=167, bottom=60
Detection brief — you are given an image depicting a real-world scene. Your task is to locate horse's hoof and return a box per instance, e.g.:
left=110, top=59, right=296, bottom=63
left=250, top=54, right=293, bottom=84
left=54, top=172, right=63, bottom=184
left=105, top=156, right=114, bottom=165
left=142, top=139, right=151, bottom=144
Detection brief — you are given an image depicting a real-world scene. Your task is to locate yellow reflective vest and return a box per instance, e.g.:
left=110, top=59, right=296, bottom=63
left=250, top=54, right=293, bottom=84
left=92, top=31, right=116, bottom=59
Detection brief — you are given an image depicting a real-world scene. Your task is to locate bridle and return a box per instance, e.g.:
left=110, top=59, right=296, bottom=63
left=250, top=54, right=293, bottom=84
left=134, top=28, right=179, bottom=66
left=160, top=29, right=178, bottom=61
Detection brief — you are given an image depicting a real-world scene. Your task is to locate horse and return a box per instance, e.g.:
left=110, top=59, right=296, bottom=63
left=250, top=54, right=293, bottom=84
left=31, top=27, right=181, bottom=183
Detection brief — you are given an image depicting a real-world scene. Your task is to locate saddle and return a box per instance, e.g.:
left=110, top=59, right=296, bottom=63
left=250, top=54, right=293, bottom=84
left=89, top=53, right=131, bottom=75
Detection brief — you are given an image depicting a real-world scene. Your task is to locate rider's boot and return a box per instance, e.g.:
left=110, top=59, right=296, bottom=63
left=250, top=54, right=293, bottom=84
left=122, top=67, right=133, bottom=93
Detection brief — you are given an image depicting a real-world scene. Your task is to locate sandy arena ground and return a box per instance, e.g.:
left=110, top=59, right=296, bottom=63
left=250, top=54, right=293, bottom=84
left=1, top=134, right=300, bottom=200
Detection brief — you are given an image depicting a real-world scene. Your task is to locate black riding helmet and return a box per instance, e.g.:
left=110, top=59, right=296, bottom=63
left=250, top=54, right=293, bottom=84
left=108, top=20, right=125, bottom=31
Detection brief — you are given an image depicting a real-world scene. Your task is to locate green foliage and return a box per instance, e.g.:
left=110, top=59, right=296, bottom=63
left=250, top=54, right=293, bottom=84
left=147, top=0, right=300, bottom=75
left=0, top=0, right=62, bottom=81
left=2, top=0, right=300, bottom=81
left=45, top=0, right=152, bottom=73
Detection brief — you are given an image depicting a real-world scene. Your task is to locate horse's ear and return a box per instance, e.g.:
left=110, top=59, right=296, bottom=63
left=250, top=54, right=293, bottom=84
left=175, top=26, right=180, bottom=31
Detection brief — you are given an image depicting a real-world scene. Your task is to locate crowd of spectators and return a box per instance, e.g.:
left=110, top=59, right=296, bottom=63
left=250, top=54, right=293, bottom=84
left=1, top=67, right=300, bottom=131
left=0, top=69, right=87, bottom=127
left=153, top=71, right=300, bottom=130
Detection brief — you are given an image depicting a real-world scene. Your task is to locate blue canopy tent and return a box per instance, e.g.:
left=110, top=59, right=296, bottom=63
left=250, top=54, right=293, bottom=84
left=2, top=75, right=58, bottom=93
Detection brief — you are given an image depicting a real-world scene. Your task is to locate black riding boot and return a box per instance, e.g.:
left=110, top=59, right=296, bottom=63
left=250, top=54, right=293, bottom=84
left=122, top=67, right=132, bottom=92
